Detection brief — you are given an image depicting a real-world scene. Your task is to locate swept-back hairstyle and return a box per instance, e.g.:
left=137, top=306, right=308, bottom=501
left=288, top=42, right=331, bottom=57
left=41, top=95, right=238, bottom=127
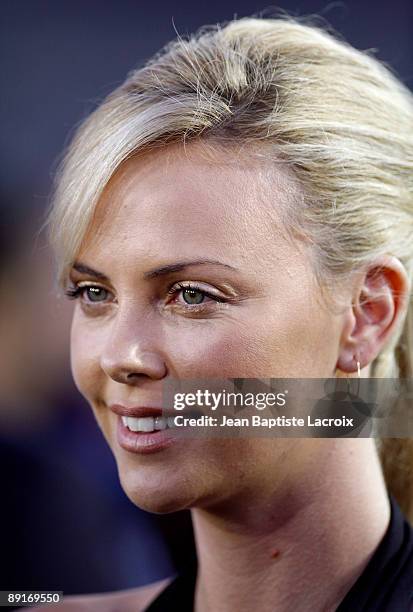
left=48, top=16, right=413, bottom=520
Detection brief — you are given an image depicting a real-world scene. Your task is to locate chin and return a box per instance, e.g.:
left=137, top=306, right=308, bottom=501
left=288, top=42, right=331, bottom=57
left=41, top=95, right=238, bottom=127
left=116, top=461, right=201, bottom=514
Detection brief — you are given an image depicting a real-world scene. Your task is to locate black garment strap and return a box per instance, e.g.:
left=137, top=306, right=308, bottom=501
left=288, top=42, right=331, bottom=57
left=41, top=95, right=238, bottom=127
left=337, top=494, right=413, bottom=611
left=145, top=567, right=196, bottom=611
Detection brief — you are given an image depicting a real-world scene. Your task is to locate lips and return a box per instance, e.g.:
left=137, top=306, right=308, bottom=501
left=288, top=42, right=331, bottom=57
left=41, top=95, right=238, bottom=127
left=110, top=403, right=178, bottom=454
left=116, top=417, right=176, bottom=454
left=110, top=404, right=165, bottom=418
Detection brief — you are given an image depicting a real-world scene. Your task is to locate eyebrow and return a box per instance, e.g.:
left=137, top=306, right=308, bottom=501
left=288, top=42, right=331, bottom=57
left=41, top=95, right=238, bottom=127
left=143, top=259, right=237, bottom=279
left=71, top=259, right=237, bottom=282
left=72, top=262, right=110, bottom=281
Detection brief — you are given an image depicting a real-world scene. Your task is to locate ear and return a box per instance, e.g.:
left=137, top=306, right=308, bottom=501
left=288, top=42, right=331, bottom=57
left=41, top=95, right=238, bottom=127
left=335, top=255, right=410, bottom=374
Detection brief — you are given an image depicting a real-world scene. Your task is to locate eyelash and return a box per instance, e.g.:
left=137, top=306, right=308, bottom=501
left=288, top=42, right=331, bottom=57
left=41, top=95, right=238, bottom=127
left=64, top=285, right=105, bottom=302
left=167, top=282, right=225, bottom=306
left=64, top=282, right=226, bottom=311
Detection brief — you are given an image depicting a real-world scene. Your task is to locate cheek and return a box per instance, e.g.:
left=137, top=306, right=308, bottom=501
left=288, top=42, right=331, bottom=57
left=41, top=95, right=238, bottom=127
left=70, top=312, right=104, bottom=400
left=163, top=319, right=281, bottom=378
left=163, top=301, right=335, bottom=378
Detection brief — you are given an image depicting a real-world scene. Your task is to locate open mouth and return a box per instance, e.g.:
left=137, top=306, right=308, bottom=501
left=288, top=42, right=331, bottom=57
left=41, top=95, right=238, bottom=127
left=121, top=415, right=176, bottom=433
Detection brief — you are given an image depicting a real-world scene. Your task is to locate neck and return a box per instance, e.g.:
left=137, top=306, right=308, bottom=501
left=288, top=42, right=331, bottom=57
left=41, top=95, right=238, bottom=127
left=191, top=439, right=390, bottom=612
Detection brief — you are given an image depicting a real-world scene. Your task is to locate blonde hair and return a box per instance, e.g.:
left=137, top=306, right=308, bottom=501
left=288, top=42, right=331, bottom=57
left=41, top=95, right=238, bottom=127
left=48, top=16, right=413, bottom=520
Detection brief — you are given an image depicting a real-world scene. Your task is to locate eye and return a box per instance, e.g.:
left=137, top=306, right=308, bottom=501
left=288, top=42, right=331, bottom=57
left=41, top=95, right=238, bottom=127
left=83, top=286, right=109, bottom=302
left=167, top=282, right=225, bottom=309
left=181, top=287, right=206, bottom=305
left=64, top=283, right=112, bottom=305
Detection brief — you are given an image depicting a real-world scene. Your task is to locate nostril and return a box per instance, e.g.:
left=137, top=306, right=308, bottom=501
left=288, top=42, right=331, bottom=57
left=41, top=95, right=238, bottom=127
left=101, top=351, right=168, bottom=383
left=126, top=372, right=150, bottom=381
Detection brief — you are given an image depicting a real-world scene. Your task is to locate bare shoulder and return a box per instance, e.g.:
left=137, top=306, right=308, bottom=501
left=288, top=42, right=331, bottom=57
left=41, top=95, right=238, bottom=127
left=27, top=576, right=174, bottom=612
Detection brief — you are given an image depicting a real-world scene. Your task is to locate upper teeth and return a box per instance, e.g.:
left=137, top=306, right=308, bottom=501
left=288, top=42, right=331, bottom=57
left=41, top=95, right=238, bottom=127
left=121, top=416, right=174, bottom=432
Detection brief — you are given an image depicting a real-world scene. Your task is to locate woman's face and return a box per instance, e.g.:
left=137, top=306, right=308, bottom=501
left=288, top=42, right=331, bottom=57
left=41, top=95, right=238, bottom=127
left=69, top=142, right=347, bottom=513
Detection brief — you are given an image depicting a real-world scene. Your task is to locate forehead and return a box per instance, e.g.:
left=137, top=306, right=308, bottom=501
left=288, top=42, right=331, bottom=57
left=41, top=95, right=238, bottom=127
left=78, top=141, right=305, bottom=270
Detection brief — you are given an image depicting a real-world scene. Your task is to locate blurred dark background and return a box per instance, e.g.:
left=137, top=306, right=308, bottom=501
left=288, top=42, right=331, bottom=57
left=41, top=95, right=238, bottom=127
left=1, top=0, right=412, bottom=603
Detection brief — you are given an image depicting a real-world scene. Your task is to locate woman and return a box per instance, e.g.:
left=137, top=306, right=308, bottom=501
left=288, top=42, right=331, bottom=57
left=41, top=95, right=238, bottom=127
left=38, top=15, right=413, bottom=611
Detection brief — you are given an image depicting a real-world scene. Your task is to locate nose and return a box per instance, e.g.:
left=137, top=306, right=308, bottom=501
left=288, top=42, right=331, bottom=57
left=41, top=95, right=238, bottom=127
left=100, top=311, right=168, bottom=384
